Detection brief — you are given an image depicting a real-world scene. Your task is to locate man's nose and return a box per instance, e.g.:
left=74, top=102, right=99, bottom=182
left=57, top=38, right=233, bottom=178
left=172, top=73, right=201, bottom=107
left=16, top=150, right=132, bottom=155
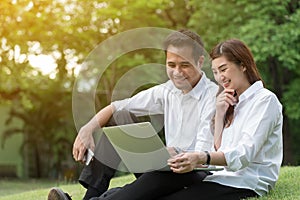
left=173, top=66, right=182, bottom=74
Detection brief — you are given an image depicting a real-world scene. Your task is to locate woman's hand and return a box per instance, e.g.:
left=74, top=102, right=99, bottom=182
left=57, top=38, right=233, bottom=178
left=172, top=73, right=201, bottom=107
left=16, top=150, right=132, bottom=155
left=216, top=88, right=237, bottom=116
left=167, top=152, right=206, bottom=173
left=72, top=125, right=95, bottom=163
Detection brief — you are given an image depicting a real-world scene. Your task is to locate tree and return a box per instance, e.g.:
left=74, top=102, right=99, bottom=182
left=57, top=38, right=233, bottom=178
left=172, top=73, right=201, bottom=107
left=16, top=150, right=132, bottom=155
left=188, top=0, right=300, bottom=164
left=2, top=78, right=76, bottom=177
left=235, top=0, right=300, bottom=165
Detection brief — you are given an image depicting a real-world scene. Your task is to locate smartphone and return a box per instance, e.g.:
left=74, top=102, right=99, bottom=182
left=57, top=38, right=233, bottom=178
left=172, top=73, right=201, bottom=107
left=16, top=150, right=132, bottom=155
left=85, top=148, right=94, bottom=166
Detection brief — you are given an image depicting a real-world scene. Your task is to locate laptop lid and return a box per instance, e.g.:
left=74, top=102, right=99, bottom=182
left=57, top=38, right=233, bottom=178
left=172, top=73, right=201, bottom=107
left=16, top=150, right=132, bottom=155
left=102, top=122, right=171, bottom=173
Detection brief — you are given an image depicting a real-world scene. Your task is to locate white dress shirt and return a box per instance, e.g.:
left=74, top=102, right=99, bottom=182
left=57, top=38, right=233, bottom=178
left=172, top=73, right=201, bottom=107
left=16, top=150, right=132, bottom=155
left=111, top=72, right=218, bottom=151
left=204, top=81, right=283, bottom=196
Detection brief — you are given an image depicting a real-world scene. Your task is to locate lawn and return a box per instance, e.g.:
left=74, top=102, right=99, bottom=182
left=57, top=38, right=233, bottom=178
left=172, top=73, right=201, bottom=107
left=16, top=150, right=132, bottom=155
left=0, top=174, right=135, bottom=200
left=0, top=166, right=299, bottom=200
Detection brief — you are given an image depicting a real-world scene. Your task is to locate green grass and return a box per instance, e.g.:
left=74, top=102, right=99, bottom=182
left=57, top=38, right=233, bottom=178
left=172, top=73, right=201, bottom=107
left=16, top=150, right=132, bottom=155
left=0, top=166, right=299, bottom=200
left=0, top=174, right=135, bottom=200
left=248, top=166, right=300, bottom=200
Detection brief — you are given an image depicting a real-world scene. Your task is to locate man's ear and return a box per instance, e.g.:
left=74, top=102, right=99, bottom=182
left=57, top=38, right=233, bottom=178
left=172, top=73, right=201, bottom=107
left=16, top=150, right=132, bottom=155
left=197, top=55, right=205, bottom=68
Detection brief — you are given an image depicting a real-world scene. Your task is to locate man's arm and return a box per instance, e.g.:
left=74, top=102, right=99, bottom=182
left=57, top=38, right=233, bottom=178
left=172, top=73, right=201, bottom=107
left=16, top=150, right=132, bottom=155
left=72, top=104, right=114, bottom=162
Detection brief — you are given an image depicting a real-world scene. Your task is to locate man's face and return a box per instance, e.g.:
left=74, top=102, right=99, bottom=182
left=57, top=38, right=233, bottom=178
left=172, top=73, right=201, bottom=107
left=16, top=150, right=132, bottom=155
left=166, top=45, right=202, bottom=94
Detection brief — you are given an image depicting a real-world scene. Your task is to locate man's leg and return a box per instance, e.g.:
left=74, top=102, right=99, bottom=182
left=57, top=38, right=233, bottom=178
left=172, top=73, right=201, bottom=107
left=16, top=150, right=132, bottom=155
left=79, top=111, right=140, bottom=200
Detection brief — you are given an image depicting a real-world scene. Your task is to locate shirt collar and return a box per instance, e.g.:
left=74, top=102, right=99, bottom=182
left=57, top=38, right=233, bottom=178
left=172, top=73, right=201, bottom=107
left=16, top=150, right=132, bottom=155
left=172, top=71, right=209, bottom=100
left=171, top=71, right=207, bottom=100
left=188, top=71, right=207, bottom=100
left=238, top=81, right=264, bottom=103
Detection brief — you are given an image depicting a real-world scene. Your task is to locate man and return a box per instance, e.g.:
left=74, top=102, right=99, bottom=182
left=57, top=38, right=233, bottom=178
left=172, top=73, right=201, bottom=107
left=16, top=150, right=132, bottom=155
left=48, top=29, right=218, bottom=200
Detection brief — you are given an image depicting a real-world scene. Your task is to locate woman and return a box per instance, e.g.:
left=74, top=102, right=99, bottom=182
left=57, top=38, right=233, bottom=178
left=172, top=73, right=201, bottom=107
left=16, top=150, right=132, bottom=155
left=91, top=39, right=283, bottom=200
left=163, top=39, right=283, bottom=199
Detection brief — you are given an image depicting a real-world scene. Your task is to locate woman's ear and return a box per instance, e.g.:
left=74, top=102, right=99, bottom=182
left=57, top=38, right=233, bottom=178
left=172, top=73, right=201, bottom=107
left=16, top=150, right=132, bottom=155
left=242, top=65, right=246, bottom=72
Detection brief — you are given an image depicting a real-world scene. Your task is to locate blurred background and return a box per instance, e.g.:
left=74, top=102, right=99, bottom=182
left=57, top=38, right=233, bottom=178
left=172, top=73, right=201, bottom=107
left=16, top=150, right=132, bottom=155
left=0, top=0, right=299, bottom=180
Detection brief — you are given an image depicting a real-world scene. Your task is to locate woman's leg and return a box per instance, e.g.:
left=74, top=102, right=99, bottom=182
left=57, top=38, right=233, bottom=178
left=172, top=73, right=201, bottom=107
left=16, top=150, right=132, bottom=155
left=94, top=170, right=209, bottom=200
left=158, top=181, right=258, bottom=200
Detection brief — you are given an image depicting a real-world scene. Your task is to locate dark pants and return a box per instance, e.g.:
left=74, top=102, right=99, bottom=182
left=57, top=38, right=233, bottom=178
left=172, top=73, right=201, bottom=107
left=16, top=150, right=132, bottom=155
left=158, top=181, right=258, bottom=200
left=78, top=111, right=164, bottom=198
left=93, top=170, right=210, bottom=200
left=92, top=172, right=257, bottom=200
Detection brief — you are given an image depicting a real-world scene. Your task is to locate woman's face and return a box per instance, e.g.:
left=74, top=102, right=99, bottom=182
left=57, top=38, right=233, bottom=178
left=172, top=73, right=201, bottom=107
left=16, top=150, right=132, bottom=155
left=211, top=56, right=250, bottom=96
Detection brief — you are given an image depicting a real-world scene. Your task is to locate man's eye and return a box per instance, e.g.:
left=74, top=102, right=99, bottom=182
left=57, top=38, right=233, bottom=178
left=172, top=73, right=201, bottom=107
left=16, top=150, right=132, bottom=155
left=168, top=64, right=176, bottom=68
left=181, top=64, right=190, bottom=68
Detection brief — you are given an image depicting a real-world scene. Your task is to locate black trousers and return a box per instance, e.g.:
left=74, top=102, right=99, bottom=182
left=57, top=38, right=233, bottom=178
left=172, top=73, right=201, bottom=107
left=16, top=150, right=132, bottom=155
left=158, top=181, right=258, bottom=200
left=78, top=111, right=164, bottom=196
left=93, top=171, right=257, bottom=200
left=94, top=170, right=210, bottom=200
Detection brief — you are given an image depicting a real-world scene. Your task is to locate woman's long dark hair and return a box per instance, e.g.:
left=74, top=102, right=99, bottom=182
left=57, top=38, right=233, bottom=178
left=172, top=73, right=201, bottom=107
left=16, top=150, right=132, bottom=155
left=210, top=39, right=263, bottom=127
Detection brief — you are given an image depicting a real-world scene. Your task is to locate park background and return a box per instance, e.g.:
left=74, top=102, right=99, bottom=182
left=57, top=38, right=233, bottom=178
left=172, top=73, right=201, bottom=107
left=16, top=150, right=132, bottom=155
left=0, top=0, right=299, bottom=182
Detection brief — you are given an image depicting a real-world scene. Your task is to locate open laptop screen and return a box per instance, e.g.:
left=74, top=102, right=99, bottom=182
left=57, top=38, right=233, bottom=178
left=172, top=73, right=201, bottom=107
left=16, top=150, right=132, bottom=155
left=102, top=122, right=171, bottom=173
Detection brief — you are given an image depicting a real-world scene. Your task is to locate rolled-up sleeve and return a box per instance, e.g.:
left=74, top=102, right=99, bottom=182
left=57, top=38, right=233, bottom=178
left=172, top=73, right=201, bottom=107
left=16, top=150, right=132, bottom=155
left=111, top=85, right=165, bottom=116
left=223, top=94, right=282, bottom=171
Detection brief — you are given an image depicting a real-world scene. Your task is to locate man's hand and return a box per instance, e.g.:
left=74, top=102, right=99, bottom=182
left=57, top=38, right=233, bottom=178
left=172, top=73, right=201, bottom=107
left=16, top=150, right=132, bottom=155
left=167, top=152, right=206, bottom=173
left=166, top=147, right=179, bottom=157
left=72, top=125, right=95, bottom=163
left=72, top=104, right=113, bottom=163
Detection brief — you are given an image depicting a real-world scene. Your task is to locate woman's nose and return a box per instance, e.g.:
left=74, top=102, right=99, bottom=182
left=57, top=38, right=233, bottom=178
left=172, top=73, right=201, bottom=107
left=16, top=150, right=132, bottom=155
left=215, top=73, right=223, bottom=83
left=219, top=74, right=226, bottom=82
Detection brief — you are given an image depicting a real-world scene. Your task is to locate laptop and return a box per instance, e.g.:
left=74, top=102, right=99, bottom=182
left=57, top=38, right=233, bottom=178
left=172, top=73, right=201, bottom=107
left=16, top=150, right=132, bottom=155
left=102, top=122, right=223, bottom=173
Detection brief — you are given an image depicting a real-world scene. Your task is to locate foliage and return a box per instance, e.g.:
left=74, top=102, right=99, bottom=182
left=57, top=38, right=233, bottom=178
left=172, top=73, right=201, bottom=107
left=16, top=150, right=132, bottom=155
left=1, top=77, right=76, bottom=178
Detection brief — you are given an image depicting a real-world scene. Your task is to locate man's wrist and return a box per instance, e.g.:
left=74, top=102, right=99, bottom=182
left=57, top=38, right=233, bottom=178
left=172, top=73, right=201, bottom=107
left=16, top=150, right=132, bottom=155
left=174, top=147, right=183, bottom=154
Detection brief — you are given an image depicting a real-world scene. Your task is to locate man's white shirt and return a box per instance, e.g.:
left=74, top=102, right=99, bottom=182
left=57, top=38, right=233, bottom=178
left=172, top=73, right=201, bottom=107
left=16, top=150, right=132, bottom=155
left=111, top=72, right=218, bottom=152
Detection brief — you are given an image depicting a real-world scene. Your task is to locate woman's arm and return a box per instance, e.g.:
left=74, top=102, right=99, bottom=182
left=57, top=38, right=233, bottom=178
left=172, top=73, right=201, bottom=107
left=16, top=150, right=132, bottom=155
left=168, top=151, right=227, bottom=173
left=214, top=113, right=225, bottom=150
left=214, top=88, right=237, bottom=149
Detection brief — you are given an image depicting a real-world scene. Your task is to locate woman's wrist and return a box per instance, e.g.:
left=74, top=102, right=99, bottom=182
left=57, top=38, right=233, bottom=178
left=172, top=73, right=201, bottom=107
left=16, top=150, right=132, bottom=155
left=197, top=151, right=208, bottom=165
left=204, top=151, right=211, bottom=165
left=215, top=112, right=225, bottom=122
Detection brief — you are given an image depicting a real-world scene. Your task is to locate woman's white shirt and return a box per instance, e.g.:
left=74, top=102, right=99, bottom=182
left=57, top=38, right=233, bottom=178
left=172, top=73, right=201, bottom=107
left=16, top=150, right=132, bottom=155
left=204, top=81, right=283, bottom=196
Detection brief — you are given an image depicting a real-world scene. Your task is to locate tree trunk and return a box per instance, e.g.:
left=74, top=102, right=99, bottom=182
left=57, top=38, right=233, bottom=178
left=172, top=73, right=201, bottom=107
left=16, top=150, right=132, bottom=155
left=268, top=56, right=294, bottom=165
left=34, top=144, right=41, bottom=178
